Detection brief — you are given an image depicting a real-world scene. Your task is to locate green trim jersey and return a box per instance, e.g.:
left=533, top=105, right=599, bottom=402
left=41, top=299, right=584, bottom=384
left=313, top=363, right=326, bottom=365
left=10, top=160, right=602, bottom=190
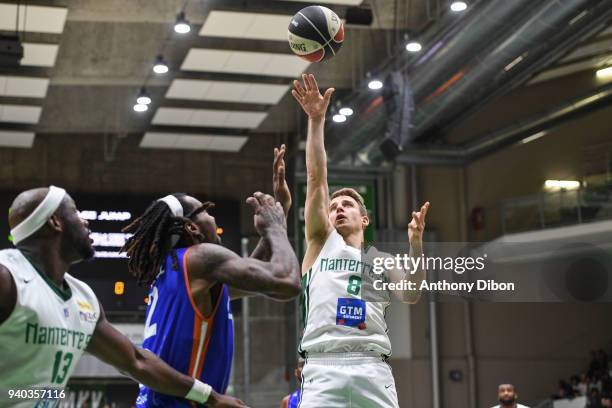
left=0, top=249, right=100, bottom=408
left=299, top=230, right=391, bottom=356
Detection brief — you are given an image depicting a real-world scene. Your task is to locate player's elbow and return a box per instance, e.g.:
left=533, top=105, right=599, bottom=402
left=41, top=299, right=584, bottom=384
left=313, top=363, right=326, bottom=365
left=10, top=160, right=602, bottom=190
left=127, top=348, right=154, bottom=383
left=271, top=267, right=301, bottom=300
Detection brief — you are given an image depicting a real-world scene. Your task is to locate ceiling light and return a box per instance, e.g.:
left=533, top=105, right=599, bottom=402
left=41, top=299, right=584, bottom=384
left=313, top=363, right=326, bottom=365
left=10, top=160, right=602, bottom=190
left=339, top=107, right=353, bottom=116
left=544, top=180, right=580, bottom=191
left=520, top=131, right=546, bottom=144
left=405, top=41, right=422, bottom=52
left=596, top=66, right=612, bottom=78
left=136, top=88, right=151, bottom=105
left=153, top=55, right=169, bottom=74
left=368, top=79, right=383, bottom=90
left=332, top=114, right=347, bottom=123
left=450, top=1, right=468, bottom=12
left=174, top=11, right=191, bottom=34
left=133, top=103, right=148, bottom=112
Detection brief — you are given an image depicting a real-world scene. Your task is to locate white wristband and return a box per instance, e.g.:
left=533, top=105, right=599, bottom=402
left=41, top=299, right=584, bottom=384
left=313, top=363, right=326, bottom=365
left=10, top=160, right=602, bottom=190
left=185, top=379, right=212, bottom=404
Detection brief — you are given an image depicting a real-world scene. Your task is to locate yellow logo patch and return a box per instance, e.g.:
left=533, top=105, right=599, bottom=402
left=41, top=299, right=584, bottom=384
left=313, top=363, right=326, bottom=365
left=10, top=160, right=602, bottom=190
left=77, top=300, right=93, bottom=312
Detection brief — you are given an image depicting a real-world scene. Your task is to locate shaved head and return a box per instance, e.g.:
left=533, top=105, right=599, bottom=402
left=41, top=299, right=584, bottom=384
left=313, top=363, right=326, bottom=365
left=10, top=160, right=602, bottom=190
left=7, top=187, right=94, bottom=262
left=8, top=187, right=60, bottom=229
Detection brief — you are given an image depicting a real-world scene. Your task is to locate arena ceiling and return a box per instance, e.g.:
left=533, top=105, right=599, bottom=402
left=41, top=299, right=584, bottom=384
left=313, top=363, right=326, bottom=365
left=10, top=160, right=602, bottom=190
left=0, top=0, right=610, bottom=162
left=0, top=0, right=431, bottom=153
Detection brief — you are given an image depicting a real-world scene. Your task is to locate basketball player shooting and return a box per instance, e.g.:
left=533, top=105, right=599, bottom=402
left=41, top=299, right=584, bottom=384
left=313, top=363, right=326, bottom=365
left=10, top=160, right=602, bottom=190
left=291, top=73, right=430, bottom=408
left=0, top=187, right=248, bottom=408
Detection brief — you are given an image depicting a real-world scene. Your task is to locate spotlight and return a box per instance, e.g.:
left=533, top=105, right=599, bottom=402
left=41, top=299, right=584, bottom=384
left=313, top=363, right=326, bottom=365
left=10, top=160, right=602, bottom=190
left=153, top=55, right=169, bottom=74
left=174, top=11, right=191, bottom=34
left=368, top=79, right=383, bottom=90
left=133, top=103, right=148, bottom=112
left=596, top=66, right=612, bottom=78
left=405, top=41, right=422, bottom=52
left=136, top=88, right=151, bottom=105
left=332, top=114, right=347, bottom=123
left=450, top=1, right=468, bottom=12
left=339, top=107, right=354, bottom=116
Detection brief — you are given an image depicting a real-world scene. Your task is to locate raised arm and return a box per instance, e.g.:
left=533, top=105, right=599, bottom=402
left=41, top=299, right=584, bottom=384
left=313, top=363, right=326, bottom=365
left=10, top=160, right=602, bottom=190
left=87, top=306, right=248, bottom=407
left=250, top=144, right=292, bottom=262
left=386, top=202, right=430, bottom=304
left=292, top=74, right=335, bottom=244
left=188, top=192, right=301, bottom=300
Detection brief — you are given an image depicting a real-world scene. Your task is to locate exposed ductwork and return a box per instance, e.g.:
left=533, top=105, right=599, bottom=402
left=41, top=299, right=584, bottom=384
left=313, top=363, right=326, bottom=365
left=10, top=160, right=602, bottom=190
left=395, top=81, right=612, bottom=166
left=327, top=0, right=612, bottom=166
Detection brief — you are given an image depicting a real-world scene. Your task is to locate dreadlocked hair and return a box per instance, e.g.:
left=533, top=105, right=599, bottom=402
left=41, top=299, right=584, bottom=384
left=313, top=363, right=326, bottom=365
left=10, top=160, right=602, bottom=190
left=121, top=193, right=195, bottom=286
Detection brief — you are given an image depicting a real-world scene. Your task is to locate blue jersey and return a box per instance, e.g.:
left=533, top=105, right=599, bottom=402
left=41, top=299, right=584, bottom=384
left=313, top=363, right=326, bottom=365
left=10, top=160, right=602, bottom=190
left=136, top=247, right=234, bottom=408
left=288, top=389, right=301, bottom=408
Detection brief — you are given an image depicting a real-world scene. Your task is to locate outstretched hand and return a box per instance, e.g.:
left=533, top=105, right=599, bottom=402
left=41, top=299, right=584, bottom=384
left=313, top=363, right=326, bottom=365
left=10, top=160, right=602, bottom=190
left=291, top=73, right=334, bottom=120
left=246, top=192, right=287, bottom=236
left=273, top=144, right=291, bottom=216
left=408, top=202, right=430, bottom=244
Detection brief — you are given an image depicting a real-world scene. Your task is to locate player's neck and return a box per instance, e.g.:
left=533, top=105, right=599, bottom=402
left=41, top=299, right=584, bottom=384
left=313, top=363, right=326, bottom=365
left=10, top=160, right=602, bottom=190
left=340, top=230, right=364, bottom=249
left=19, top=243, right=69, bottom=287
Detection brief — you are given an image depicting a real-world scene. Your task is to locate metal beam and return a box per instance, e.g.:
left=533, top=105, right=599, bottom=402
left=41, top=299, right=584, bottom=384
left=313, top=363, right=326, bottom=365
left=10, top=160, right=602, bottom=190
left=163, top=99, right=271, bottom=112
left=396, top=81, right=612, bottom=165
left=0, top=32, right=63, bottom=44
left=190, top=36, right=292, bottom=55
left=148, top=125, right=251, bottom=136
left=0, top=123, right=37, bottom=132
left=211, top=0, right=349, bottom=16
left=176, top=70, right=292, bottom=85
left=0, top=96, right=45, bottom=106
left=0, top=66, right=50, bottom=77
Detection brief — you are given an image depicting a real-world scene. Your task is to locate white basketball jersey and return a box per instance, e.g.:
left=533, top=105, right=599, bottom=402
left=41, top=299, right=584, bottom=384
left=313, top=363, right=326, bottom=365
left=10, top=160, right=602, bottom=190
left=0, top=249, right=100, bottom=408
left=299, top=230, right=392, bottom=356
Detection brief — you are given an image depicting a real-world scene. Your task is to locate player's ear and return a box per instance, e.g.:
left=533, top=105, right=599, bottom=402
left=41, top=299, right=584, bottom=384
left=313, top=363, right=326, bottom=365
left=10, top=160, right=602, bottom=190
left=361, top=215, right=370, bottom=230
left=184, top=220, right=202, bottom=239
left=48, top=214, right=63, bottom=233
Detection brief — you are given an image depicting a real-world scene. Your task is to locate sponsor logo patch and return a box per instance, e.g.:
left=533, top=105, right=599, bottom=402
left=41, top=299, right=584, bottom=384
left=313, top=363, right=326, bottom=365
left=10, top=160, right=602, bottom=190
left=336, top=298, right=366, bottom=327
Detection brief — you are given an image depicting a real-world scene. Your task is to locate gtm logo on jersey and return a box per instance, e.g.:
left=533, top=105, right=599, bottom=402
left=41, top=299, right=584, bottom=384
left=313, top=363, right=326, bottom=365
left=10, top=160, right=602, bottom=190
left=336, top=298, right=366, bottom=327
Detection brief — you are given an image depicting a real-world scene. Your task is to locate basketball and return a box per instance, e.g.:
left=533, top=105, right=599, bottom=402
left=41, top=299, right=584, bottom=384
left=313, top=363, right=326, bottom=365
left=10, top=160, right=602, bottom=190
left=287, top=5, right=344, bottom=63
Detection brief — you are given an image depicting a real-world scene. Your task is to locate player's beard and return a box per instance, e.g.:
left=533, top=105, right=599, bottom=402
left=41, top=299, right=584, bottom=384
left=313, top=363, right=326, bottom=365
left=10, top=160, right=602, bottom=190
left=499, top=397, right=516, bottom=406
left=62, top=220, right=95, bottom=262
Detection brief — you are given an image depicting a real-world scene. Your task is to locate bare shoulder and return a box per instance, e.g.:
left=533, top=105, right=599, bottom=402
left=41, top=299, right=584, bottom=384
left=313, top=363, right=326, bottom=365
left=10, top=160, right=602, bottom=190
left=0, top=264, right=17, bottom=324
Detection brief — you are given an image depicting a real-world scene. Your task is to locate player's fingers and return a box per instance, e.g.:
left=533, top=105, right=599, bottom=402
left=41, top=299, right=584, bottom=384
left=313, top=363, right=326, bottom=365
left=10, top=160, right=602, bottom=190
left=253, top=191, right=266, bottom=205
left=246, top=196, right=260, bottom=213
left=302, top=74, right=311, bottom=92
left=323, top=88, right=335, bottom=104
left=309, top=74, right=319, bottom=92
left=293, top=80, right=306, bottom=96
left=273, top=147, right=280, bottom=170
left=262, top=193, right=276, bottom=206
left=291, top=89, right=303, bottom=102
left=421, top=201, right=430, bottom=218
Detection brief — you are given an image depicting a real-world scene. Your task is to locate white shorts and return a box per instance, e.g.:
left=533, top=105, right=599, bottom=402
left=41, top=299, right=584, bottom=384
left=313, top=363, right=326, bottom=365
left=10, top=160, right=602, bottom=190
left=298, top=352, right=399, bottom=408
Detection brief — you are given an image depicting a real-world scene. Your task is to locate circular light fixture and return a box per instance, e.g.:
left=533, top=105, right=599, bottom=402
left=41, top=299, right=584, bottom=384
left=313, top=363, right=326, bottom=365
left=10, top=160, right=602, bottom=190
left=136, top=88, right=151, bottom=105
left=133, top=103, right=148, bottom=112
left=332, top=114, right=347, bottom=123
left=368, top=79, right=383, bottom=90
left=174, top=11, right=191, bottom=34
left=450, top=1, right=468, bottom=12
left=339, top=107, right=354, bottom=116
left=153, top=55, right=169, bottom=74
left=406, top=41, right=422, bottom=52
